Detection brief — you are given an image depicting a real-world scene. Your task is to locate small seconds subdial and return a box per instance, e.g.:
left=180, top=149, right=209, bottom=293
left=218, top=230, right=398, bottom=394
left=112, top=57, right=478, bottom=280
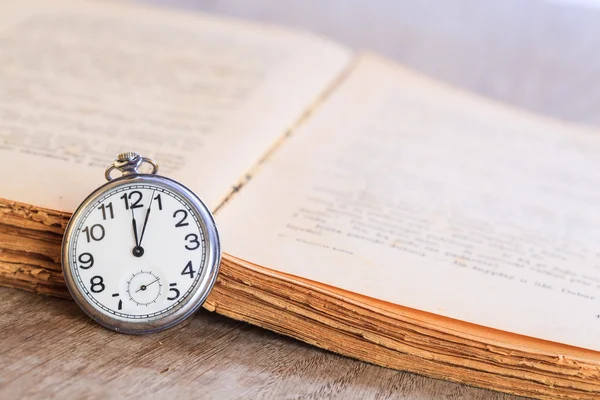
left=127, top=270, right=162, bottom=306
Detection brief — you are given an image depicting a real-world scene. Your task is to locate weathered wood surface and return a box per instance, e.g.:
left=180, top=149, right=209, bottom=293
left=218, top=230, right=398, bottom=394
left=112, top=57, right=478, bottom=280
left=3, top=0, right=599, bottom=398
left=0, top=288, right=524, bottom=400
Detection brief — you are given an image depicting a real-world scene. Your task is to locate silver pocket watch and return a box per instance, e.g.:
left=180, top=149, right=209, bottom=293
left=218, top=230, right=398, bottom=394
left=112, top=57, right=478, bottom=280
left=62, top=152, right=221, bottom=334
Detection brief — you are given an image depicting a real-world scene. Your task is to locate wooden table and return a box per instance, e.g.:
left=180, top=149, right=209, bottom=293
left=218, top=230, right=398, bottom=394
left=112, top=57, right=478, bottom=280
left=3, top=0, right=598, bottom=398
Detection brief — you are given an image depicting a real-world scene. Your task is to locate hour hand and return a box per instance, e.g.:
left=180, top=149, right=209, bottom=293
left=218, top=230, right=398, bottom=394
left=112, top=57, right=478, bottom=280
left=131, top=209, right=144, bottom=257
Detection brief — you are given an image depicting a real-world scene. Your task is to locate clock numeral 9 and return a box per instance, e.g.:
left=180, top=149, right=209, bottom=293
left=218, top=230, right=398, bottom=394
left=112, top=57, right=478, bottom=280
left=90, top=276, right=105, bottom=293
left=181, top=261, right=196, bottom=279
left=82, top=224, right=105, bottom=243
left=120, top=190, right=143, bottom=210
left=167, top=283, right=180, bottom=301
left=184, top=233, right=200, bottom=250
left=173, top=209, right=189, bottom=227
left=78, top=252, right=94, bottom=269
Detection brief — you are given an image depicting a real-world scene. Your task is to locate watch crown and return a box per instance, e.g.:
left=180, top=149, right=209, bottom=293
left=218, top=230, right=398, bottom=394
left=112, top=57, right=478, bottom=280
left=106, top=152, right=158, bottom=181
left=117, top=152, right=140, bottom=162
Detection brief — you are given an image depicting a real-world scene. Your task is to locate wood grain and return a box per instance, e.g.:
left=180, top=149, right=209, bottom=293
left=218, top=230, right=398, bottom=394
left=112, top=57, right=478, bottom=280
left=3, top=0, right=600, bottom=398
left=0, top=287, right=526, bottom=400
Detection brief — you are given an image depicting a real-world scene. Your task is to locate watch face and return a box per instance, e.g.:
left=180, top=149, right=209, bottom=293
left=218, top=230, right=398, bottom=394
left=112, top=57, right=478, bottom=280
left=62, top=175, right=220, bottom=333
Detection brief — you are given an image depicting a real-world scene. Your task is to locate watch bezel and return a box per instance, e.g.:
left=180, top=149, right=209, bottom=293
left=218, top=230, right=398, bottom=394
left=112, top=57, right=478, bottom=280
left=61, top=173, right=221, bottom=334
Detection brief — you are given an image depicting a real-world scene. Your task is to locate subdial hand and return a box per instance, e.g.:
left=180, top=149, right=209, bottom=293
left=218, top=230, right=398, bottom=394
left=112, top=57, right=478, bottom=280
left=136, top=278, right=160, bottom=292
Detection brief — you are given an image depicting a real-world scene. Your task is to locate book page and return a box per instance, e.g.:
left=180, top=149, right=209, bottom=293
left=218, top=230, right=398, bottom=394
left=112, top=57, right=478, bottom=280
left=217, top=53, right=600, bottom=351
left=0, top=0, right=350, bottom=211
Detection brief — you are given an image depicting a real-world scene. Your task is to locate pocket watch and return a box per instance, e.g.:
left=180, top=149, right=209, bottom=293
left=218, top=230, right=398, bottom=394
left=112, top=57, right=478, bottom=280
left=62, top=152, right=221, bottom=334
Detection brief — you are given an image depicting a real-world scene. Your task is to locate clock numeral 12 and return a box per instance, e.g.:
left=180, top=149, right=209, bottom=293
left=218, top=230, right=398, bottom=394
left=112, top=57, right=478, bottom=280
left=120, top=190, right=143, bottom=210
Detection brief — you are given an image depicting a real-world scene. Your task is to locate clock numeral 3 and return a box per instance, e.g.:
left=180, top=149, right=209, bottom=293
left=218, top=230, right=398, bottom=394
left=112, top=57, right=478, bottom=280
left=184, top=233, right=200, bottom=250
left=173, top=209, right=189, bottom=227
left=181, top=261, right=196, bottom=279
left=78, top=252, right=94, bottom=269
left=167, top=283, right=180, bottom=301
left=120, top=190, right=143, bottom=210
left=90, top=276, right=105, bottom=293
left=82, top=224, right=105, bottom=243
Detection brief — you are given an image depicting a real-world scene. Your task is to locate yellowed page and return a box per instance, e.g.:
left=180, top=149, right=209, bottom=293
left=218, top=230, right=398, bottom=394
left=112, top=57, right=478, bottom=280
left=0, top=0, right=350, bottom=211
left=217, top=53, right=600, bottom=351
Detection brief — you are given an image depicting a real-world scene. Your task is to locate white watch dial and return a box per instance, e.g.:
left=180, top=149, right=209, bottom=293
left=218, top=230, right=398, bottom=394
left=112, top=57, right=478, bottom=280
left=69, top=182, right=207, bottom=321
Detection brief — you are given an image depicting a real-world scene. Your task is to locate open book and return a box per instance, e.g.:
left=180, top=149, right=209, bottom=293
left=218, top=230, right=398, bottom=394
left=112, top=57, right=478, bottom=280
left=1, top=0, right=599, bottom=398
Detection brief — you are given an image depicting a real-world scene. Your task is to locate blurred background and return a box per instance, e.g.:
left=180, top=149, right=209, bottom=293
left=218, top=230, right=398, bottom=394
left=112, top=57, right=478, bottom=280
left=2, top=1, right=599, bottom=399
left=140, top=0, right=600, bottom=127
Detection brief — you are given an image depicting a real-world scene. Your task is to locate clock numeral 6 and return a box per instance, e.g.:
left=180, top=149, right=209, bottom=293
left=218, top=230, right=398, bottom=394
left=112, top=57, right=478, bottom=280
left=82, top=224, right=105, bottom=243
left=167, top=283, right=180, bottom=301
left=184, top=233, right=200, bottom=250
left=90, top=276, right=105, bottom=293
left=78, top=252, right=94, bottom=269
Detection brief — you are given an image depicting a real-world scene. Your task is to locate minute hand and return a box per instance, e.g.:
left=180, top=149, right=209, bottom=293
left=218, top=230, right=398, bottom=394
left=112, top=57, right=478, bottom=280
left=139, top=191, right=155, bottom=246
left=139, top=208, right=151, bottom=246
